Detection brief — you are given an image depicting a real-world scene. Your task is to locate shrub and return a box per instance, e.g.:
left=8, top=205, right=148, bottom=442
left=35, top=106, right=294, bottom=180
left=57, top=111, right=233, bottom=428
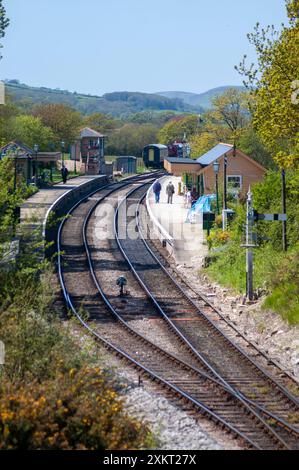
left=263, top=246, right=299, bottom=324
left=0, top=264, right=153, bottom=449
left=0, top=366, right=151, bottom=450
left=207, top=229, right=230, bottom=250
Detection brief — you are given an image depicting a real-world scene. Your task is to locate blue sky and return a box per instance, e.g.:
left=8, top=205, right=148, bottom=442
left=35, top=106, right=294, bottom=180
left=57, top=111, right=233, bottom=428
left=0, top=0, right=288, bottom=95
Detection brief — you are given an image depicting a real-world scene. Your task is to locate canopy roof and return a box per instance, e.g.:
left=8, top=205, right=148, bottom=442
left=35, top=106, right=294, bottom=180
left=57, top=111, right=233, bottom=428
left=196, top=143, right=233, bottom=166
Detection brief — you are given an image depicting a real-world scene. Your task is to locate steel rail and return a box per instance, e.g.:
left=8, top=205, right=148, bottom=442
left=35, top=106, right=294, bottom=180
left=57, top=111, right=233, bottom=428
left=134, top=190, right=299, bottom=437
left=136, top=190, right=299, bottom=407
left=113, top=184, right=299, bottom=446
left=144, top=182, right=299, bottom=386
left=86, top=182, right=298, bottom=444
left=56, top=178, right=272, bottom=450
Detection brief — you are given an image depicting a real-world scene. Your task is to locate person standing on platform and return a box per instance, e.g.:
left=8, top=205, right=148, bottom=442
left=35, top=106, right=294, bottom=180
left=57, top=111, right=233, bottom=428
left=166, top=181, right=175, bottom=204
left=61, top=165, right=69, bottom=184
left=153, top=180, right=162, bottom=203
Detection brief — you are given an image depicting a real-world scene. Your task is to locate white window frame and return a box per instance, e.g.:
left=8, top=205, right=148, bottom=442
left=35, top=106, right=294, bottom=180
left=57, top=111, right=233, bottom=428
left=227, top=175, right=243, bottom=191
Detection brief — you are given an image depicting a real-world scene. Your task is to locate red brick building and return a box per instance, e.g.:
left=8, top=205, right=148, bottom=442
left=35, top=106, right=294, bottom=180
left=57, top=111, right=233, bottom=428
left=164, top=143, right=266, bottom=195
left=71, top=127, right=106, bottom=175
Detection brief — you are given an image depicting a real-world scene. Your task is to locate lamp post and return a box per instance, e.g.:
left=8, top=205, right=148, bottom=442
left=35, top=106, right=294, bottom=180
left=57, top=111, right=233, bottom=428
left=33, top=144, right=39, bottom=186
left=27, top=153, right=32, bottom=185
left=74, top=146, right=77, bottom=175
left=13, top=151, right=18, bottom=192
left=213, top=160, right=220, bottom=215
left=223, top=154, right=228, bottom=211
left=61, top=141, right=65, bottom=164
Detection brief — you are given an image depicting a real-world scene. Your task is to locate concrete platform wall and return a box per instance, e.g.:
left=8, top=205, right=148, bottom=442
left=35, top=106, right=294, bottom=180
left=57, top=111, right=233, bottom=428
left=44, top=176, right=107, bottom=258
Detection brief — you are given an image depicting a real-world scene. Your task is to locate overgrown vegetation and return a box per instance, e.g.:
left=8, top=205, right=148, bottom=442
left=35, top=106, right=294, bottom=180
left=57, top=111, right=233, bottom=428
left=0, top=265, right=153, bottom=449
left=0, top=157, right=37, bottom=241
left=0, top=0, right=9, bottom=60
left=0, top=157, right=153, bottom=449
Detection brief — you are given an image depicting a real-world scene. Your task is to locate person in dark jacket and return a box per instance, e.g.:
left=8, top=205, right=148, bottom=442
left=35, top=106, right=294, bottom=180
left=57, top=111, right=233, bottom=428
left=61, top=165, right=69, bottom=184
left=153, top=180, right=162, bottom=203
left=166, top=181, right=175, bottom=204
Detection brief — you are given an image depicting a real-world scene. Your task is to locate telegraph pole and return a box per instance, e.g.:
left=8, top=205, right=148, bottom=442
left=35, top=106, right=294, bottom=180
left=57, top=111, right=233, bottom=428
left=281, top=169, right=287, bottom=252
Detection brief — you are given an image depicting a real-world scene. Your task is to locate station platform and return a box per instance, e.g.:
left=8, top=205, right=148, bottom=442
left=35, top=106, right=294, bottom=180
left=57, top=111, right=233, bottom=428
left=20, top=175, right=107, bottom=257
left=146, top=176, right=208, bottom=266
left=20, top=176, right=104, bottom=226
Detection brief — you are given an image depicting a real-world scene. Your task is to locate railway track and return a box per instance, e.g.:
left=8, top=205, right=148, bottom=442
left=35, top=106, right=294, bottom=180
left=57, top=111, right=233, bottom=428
left=58, top=176, right=299, bottom=450
left=143, top=204, right=299, bottom=390
left=113, top=183, right=299, bottom=448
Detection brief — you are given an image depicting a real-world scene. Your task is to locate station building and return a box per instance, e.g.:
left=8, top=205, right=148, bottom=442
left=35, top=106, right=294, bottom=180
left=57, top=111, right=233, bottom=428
left=164, top=143, right=266, bottom=195
left=71, top=127, right=107, bottom=175
left=0, top=141, right=61, bottom=184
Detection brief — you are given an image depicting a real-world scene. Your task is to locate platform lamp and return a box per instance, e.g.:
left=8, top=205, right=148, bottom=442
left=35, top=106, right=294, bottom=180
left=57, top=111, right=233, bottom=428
left=61, top=141, right=65, bottom=165
left=13, top=148, right=21, bottom=192
left=33, top=144, right=39, bottom=186
left=213, top=160, right=220, bottom=215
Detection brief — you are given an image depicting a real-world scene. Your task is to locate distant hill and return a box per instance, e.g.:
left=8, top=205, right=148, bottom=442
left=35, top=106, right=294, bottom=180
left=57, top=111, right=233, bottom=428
left=4, top=80, right=198, bottom=117
left=157, top=86, right=246, bottom=110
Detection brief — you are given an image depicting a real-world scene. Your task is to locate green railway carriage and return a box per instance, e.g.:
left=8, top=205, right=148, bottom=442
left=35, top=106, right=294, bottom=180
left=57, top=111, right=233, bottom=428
left=143, top=144, right=168, bottom=168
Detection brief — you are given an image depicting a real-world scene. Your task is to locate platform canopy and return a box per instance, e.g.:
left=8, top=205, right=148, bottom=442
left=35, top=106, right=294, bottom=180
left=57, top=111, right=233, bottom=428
left=0, top=141, right=61, bottom=163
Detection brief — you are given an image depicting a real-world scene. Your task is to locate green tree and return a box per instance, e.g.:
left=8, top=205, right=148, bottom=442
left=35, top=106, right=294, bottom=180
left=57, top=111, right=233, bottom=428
left=158, top=115, right=199, bottom=144
left=128, top=110, right=179, bottom=127
left=0, top=100, right=20, bottom=144
left=0, top=0, right=9, bottom=59
left=0, top=156, right=34, bottom=239
left=189, top=132, right=218, bottom=157
left=238, top=126, right=274, bottom=168
left=83, top=113, right=120, bottom=135
left=236, top=0, right=299, bottom=168
left=106, top=123, right=158, bottom=156
left=206, top=88, right=251, bottom=143
left=32, top=104, right=82, bottom=148
left=10, top=115, right=54, bottom=150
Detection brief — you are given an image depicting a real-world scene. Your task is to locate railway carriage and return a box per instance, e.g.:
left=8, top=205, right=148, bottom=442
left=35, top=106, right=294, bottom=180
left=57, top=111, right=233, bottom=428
left=143, top=144, right=168, bottom=168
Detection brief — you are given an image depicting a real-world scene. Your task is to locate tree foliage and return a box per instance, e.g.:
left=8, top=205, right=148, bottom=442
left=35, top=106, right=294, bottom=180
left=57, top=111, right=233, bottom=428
left=83, top=113, right=120, bottom=135
left=32, top=104, right=83, bottom=148
left=0, top=157, right=36, bottom=240
left=0, top=100, right=20, bottom=145
left=204, top=88, right=251, bottom=144
left=236, top=0, right=299, bottom=168
left=158, top=115, right=199, bottom=144
left=0, top=0, right=9, bottom=59
left=238, top=126, right=274, bottom=168
left=189, top=132, right=218, bottom=158
left=106, top=123, right=158, bottom=156
left=9, top=115, right=54, bottom=151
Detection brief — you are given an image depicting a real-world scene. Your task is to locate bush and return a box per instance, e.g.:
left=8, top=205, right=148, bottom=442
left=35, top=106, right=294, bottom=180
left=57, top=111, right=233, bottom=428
left=207, top=229, right=230, bottom=249
left=0, top=366, right=151, bottom=450
left=263, top=245, right=299, bottom=324
left=0, top=262, right=153, bottom=449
